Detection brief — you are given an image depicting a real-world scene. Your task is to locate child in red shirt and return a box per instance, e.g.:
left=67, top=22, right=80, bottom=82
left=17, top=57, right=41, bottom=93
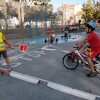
left=76, top=22, right=100, bottom=77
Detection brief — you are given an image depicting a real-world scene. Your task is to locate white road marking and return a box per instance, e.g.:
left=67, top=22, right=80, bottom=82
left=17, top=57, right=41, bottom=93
left=32, top=50, right=46, bottom=54
left=0, top=50, right=45, bottom=63
left=10, top=71, right=39, bottom=84
left=28, top=50, right=46, bottom=57
left=2, top=62, right=21, bottom=68
left=11, top=62, right=21, bottom=68
left=41, top=45, right=56, bottom=51
left=2, top=62, right=7, bottom=65
left=9, top=70, right=100, bottom=99
left=7, top=50, right=15, bottom=54
left=62, top=51, right=70, bottom=53
left=47, top=82, right=100, bottom=100
left=18, top=56, right=32, bottom=61
left=28, top=53, right=40, bottom=57
left=28, top=41, right=36, bottom=44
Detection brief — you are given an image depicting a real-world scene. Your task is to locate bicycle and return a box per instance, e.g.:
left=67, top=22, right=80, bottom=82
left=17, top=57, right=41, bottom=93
left=62, top=46, right=100, bottom=74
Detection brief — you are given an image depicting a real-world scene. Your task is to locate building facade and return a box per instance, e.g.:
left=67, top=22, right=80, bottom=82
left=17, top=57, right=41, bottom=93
left=57, top=4, right=82, bottom=25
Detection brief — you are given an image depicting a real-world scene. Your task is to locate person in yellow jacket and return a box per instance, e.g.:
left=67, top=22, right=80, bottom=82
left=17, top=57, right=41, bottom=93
left=0, top=32, right=14, bottom=71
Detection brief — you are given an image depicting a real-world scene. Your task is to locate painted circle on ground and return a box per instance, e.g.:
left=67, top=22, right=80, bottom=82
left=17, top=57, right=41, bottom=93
left=19, top=44, right=28, bottom=52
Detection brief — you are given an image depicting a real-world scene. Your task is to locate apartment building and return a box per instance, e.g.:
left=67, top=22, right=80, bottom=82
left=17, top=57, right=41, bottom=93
left=57, top=4, right=83, bottom=25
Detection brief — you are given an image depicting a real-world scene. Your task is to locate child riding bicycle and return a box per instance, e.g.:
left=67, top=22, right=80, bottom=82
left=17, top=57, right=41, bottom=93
left=76, top=22, right=100, bottom=77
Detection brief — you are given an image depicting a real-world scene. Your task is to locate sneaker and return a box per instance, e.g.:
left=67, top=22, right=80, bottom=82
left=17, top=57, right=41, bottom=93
left=87, top=72, right=97, bottom=77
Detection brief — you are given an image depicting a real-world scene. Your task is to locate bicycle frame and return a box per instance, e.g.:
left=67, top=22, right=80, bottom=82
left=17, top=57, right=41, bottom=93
left=69, top=47, right=100, bottom=67
left=69, top=48, right=88, bottom=65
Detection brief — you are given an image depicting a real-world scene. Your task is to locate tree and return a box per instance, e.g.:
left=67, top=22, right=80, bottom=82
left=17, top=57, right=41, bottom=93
left=7, top=0, right=18, bottom=17
left=82, top=0, right=94, bottom=22
left=2, top=0, right=8, bottom=29
left=25, top=0, right=53, bottom=20
left=93, top=1, right=100, bottom=22
left=82, top=0, right=100, bottom=23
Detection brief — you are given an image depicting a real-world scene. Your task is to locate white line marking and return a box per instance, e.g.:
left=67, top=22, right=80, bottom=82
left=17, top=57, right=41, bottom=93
left=2, top=62, right=7, bottom=65
left=8, top=50, right=15, bottom=54
left=32, top=50, right=46, bottom=54
left=28, top=41, right=36, bottom=44
left=18, top=56, right=32, bottom=61
left=0, top=50, right=43, bottom=63
left=11, top=62, right=21, bottom=68
left=8, top=70, right=100, bottom=99
left=41, top=45, right=56, bottom=51
left=28, top=54, right=40, bottom=57
left=47, top=82, right=100, bottom=100
left=10, top=71, right=39, bottom=84
left=62, top=51, right=70, bottom=53
left=2, top=62, right=21, bottom=68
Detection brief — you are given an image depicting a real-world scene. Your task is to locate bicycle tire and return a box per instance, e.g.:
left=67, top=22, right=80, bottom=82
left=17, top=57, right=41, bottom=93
left=95, top=54, right=100, bottom=74
left=62, top=54, right=79, bottom=70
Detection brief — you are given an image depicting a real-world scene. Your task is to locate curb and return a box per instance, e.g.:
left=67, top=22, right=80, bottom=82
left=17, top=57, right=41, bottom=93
left=47, top=82, right=100, bottom=100
left=10, top=71, right=39, bottom=84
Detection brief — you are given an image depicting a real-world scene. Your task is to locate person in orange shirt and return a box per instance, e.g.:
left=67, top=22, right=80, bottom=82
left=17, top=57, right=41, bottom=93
left=0, top=32, right=14, bottom=71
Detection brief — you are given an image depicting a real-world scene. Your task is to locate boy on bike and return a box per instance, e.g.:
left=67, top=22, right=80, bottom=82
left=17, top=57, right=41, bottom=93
left=0, top=32, right=14, bottom=71
left=76, top=22, right=100, bottom=77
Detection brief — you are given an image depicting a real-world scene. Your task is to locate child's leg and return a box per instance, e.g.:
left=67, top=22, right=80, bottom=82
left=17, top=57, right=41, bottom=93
left=81, top=46, right=90, bottom=54
left=86, top=50, right=99, bottom=77
left=81, top=47, right=88, bottom=54
left=4, top=57, right=11, bottom=68
left=2, top=51, right=11, bottom=68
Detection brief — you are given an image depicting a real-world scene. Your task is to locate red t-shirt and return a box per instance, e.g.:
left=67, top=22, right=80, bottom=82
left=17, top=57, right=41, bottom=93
left=86, top=31, right=100, bottom=51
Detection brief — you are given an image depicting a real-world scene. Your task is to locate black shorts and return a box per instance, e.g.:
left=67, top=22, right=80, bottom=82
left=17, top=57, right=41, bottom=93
left=0, top=51, right=8, bottom=58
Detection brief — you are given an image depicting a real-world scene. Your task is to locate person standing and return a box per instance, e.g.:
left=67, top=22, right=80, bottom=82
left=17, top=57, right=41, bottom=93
left=0, top=32, right=14, bottom=71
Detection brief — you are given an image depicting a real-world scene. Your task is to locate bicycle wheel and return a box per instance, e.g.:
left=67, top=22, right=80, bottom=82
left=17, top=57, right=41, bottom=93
left=62, top=54, right=79, bottom=70
left=95, top=54, right=100, bottom=74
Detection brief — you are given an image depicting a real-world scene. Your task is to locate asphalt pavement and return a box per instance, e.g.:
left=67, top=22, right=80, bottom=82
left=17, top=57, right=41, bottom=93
left=0, top=29, right=100, bottom=100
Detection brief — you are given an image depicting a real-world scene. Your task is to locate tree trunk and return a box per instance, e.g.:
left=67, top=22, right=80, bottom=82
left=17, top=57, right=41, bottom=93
left=2, top=0, right=8, bottom=29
